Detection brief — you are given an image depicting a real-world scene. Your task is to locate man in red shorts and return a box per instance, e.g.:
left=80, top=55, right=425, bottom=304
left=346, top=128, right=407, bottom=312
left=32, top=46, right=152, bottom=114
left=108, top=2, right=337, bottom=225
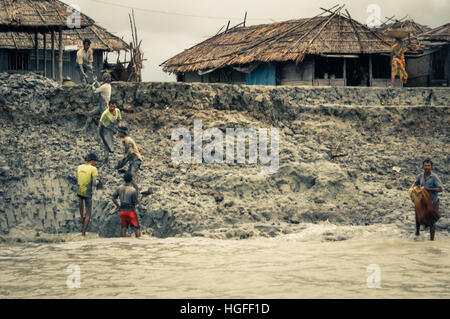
left=112, top=173, right=141, bottom=237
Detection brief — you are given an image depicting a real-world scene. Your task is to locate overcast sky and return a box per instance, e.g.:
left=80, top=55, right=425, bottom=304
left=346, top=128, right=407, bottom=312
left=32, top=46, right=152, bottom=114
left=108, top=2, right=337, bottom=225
left=62, top=0, right=450, bottom=82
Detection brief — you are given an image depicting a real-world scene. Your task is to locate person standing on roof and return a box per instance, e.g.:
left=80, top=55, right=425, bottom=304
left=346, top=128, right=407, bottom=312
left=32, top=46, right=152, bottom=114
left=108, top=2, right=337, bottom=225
left=76, top=39, right=94, bottom=85
left=99, top=100, right=122, bottom=164
left=76, top=153, right=101, bottom=236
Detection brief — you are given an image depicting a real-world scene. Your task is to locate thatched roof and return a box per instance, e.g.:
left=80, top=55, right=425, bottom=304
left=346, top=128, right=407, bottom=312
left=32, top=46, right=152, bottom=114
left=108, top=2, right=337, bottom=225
left=0, top=24, right=129, bottom=51
left=0, top=0, right=94, bottom=32
left=418, top=23, right=450, bottom=42
left=161, top=8, right=394, bottom=73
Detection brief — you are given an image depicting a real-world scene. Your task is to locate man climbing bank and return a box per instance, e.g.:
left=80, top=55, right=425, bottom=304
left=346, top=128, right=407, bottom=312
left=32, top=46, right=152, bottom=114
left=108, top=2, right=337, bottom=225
left=76, top=153, right=101, bottom=236
left=117, top=126, right=143, bottom=193
left=99, top=100, right=122, bottom=164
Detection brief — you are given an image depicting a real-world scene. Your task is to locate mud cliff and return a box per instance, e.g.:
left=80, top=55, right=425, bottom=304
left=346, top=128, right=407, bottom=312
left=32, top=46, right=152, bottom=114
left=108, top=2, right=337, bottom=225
left=0, top=73, right=448, bottom=240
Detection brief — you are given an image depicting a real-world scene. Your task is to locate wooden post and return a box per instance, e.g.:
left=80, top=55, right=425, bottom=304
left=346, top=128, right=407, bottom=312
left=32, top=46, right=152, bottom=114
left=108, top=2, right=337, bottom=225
left=243, top=12, right=247, bottom=27
left=51, top=30, right=55, bottom=79
left=35, top=31, right=39, bottom=72
left=343, top=58, right=347, bottom=86
left=59, top=27, right=63, bottom=83
left=43, top=32, right=47, bottom=77
left=368, top=55, right=373, bottom=87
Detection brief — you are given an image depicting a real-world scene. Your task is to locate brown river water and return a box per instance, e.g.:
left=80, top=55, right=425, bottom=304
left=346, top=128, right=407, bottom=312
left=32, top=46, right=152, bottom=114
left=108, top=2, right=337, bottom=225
left=0, top=223, right=449, bottom=298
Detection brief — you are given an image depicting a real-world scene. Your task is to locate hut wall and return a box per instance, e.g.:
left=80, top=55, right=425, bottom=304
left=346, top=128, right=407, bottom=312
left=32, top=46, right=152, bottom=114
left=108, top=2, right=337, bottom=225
left=446, top=45, right=450, bottom=85
left=406, top=54, right=431, bottom=87
left=0, top=50, right=7, bottom=70
left=280, top=58, right=314, bottom=86
left=184, top=71, right=202, bottom=83
left=184, top=68, right=246, bottom=84
left=0, top=49, right=104, bottom=82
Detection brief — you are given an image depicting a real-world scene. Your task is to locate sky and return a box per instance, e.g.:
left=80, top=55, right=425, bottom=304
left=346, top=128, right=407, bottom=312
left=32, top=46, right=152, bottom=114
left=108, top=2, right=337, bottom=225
left=62, top=0, right=450, bottom=82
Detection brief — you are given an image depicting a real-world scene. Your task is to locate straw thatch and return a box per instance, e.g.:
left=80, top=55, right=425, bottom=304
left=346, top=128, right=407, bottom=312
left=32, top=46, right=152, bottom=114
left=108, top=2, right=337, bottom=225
left=161, top=9, right=394, bottom=73
left=0, top=24, right=129, bottom=51
left=418, top=23, right=450, bottom=42
left=0, top=0, right=94, bottom=32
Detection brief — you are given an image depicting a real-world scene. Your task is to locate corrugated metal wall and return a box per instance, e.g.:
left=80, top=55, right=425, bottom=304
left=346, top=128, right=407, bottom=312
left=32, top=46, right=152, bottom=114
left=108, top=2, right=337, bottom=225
left=0, top=49, right=104, bottom=83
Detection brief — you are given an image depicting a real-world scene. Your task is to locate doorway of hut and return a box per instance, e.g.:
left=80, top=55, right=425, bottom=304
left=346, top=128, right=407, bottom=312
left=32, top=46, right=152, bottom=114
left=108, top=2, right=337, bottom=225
left=346, top=55, right=370, bottom=86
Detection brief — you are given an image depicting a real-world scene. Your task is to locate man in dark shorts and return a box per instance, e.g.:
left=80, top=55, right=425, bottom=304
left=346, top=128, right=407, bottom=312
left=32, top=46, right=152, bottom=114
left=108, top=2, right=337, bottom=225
left=77, top=153, right=100, bottom=236
left=413, top=159, right=444, bottom=240
left=112, top=173, right=142, bottom=238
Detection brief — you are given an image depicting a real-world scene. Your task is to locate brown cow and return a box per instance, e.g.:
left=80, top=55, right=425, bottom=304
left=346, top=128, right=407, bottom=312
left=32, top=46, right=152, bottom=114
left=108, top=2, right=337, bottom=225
left=408, top=186, right=440, bottom=240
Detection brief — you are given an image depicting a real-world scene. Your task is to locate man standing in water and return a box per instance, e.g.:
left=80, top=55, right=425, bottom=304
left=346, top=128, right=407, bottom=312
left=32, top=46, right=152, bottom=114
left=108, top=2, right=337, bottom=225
left=112, top=173, right=141, bottom=238
left=413, top=159, right=443, bottom=240
left=98, top=100, right=122, bottom=164
left=77, top=153, right=100, bottom=236
left=117, top=126, right=143, bottom=193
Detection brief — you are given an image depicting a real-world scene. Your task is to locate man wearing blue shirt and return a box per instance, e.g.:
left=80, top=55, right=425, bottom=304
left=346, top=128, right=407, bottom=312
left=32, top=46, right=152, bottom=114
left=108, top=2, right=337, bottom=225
left=413, top=159, right=443, bottom=240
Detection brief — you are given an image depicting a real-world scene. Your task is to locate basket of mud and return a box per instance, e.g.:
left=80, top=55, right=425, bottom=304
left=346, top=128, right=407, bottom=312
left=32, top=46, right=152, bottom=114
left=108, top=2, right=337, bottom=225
left=386, top=28, right=410, bottom=39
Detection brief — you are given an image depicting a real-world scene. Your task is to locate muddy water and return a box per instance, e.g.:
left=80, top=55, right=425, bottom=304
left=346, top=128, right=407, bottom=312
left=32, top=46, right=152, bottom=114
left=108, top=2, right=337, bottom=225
left=0, top=223, right=449, bottom=299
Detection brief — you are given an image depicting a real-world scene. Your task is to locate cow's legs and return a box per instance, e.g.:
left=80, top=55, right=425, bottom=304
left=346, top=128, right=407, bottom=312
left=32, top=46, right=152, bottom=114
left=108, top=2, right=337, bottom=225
left=430, top=222, right=435, bottom=241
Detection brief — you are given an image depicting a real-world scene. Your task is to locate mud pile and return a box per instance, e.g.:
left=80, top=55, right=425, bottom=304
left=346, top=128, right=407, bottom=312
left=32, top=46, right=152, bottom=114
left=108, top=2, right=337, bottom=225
left=0, top=73, right=448, bottom=240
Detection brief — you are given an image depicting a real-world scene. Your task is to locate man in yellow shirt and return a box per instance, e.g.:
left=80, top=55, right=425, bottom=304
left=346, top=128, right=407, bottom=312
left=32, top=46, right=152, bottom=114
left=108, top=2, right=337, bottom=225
left=99, top=100, right=122, bottom=164
left=76, top=39, right=94, bottom=85
left=77, top=153, right=100, bottom=236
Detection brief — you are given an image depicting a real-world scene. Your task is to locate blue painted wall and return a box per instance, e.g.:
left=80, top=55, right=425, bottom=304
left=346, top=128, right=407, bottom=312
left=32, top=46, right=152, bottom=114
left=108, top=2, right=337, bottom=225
left=246, top=63, right=276, bottom=85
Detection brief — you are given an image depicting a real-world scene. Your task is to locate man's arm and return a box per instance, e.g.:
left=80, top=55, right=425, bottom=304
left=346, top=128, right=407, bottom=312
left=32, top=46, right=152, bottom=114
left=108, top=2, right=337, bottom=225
left=425, top=176, right=443, bottom=193
left=112, top=196, right=120, bottom=209
left=112, top=189, right=120, bottom=209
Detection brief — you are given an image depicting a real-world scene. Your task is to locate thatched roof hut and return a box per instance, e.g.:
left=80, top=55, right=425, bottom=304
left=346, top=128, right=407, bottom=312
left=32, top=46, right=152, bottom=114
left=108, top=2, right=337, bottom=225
left=0, top=24, right=128, bottom=51
left=0, top=0, right=94, bottom=32
left=418, top=23, right=450, bottom=42
left=161, top=9, right=393, bottom=74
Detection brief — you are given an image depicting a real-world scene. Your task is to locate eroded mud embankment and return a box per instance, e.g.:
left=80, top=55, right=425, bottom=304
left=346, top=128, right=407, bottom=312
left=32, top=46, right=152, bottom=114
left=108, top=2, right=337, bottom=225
left=0, top=73, right=448, bottom=240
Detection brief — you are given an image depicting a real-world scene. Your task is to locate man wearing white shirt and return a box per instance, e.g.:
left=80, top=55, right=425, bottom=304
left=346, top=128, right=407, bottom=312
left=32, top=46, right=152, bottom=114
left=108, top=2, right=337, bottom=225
left=77, top=72, right=112, bottom=132
left=76, top=39, right=94, bottom=84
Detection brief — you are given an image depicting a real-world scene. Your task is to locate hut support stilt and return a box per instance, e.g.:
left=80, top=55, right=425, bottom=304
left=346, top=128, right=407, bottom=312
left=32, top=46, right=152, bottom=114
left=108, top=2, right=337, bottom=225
left=51, top=30, right=55, bottom=79
left=59, top=27, right=63, bottom=83
left=369, top=55, right=373, bottom=87
left=35, top=31, right=39, bottom=72
left=43, top=33, right=47, bottom=77
left=343, top=58, right=347, bottom=86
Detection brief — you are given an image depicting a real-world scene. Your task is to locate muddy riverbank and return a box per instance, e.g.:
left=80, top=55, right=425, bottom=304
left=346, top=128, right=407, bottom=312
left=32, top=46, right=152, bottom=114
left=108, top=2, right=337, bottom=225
left=0, top=73, right=448, bottom=240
